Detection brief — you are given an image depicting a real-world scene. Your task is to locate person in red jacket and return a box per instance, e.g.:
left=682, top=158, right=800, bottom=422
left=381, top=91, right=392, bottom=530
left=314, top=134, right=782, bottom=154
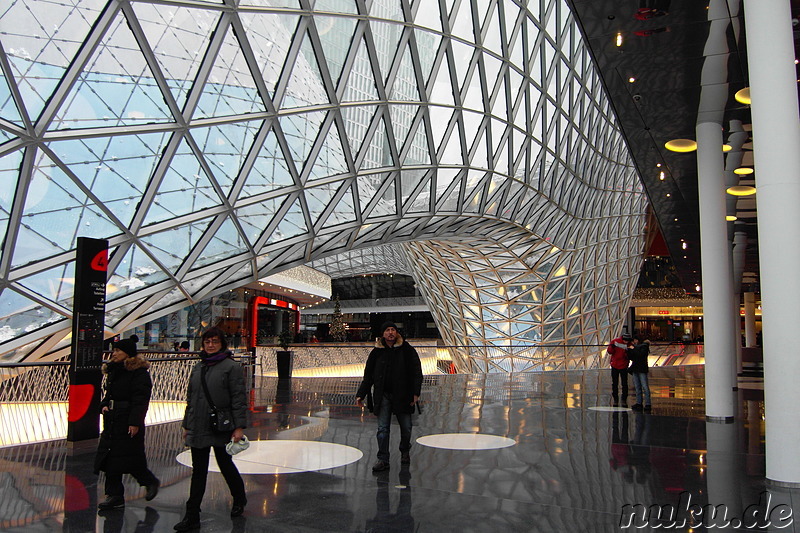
left=607, top=333, right=632, bottom=406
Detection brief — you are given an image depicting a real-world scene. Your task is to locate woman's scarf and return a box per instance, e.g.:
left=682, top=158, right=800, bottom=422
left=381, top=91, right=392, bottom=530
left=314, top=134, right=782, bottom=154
left=200, top=349, right=231, bottom=366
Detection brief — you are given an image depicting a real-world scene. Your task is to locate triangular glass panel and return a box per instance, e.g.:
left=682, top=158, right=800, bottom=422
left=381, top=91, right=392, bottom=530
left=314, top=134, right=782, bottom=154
left=314, top=0, right=358, bottom=13
left=414, top=30, right=441, bottom=85
left=322, top=184, right=357, bottom=226
left=194, top=216, right=249, bottom=268
left=48, top=132, right=171, bottom=228
left=461, top=67, right=484, bottom=112
left=449, top=0, right=475, bottom=43
left=369, top=21, right=403, bottom=83
left=308, top=121, right=349, bottom=180
left=282, top=30, right=329, bottom=109
left=315, top=16, right=358, bottom=86
left=16, top=262, right=76, bottom=308
left=139, top=218, right=212, bottom=274
left=0, top=72, right=23, bottom=126
left=235, top=199, right=284, bottom=246
left=389, top=45, right=421, bottom=103
left=108, top=243, right=170, bottom=298
left=194, top=23, right=264, bottom=118
left=482, top=3, right=503, bottom=56
left=341, top=38, right=380, bottom=103
left=357, top=172, right=388, bottom=212
left=305, top=181, right=342, bottom=225
left=0, top=286, right=68, bottom=337
left=361, top=115, right=393, bottom=170
left=240, top=128, right=295, bottom=199
left=143, top=136, right=223, bottom=226
left=413, top=0, right=442, bottom=31
left=369, top=0, right=404, bottom=21
left=389, top=104, right=417, bottom=152
left=133, top=3, right=218, bottom=109
left=267, top=197, right=308, bottom=244
left=239, top=12, right=300, bottom=99
left=279, top=110, right=326, bottom=174
left=341, top=105, right=378, bottom=157
left=360, top=174, right=396, bottom=217
left=191, top=121, right=261, bottom=197
left=450, top=40, right=475, bottom=93
left=52, top=11, right=173, bottom=130
left=0, top=150, right=24, bottom=264
left=14, top=150, right=121, bottom=267
left=428, top=54, right=455, bottom=107
left=402, top=117, right=432, bottom=166
left=2, top=0, right=105, bottom=123
left=438, top=117, right=463, bottom=164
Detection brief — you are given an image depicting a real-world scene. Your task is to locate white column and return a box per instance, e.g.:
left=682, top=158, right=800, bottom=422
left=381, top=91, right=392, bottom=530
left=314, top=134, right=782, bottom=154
left=743, top=292, right=756, bottom=347
left=696, top=121, right=737, bottom=421
left=732, top=231, right=747, bottom=372
left=744, top=0, right=800, bottom=484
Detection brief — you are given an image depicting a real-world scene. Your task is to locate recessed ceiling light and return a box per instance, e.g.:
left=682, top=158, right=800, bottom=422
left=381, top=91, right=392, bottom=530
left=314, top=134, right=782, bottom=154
left=722, top=144, right=732, bottom=152
left=615, top=32, right=623, bottom=47
left=726, top=215, right=738, bottom=221
left=734, top=167, right=754, bottom=175
left=628, top=77, right=636, bottom=83
left=665, top=139, right=697, bottom=152
left=735, top=87, right=751, bottom=105
left=726, top=185, right=757, bottom=196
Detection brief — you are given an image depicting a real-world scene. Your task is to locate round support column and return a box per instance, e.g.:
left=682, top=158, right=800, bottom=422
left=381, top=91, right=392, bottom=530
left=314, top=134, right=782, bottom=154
left=696, top=121, right=737, bottom=421
left=744, top=0, right=800, bottom=485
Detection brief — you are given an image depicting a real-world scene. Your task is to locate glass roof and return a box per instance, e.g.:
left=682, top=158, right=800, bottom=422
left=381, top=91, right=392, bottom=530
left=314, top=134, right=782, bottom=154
left=0, top=0, right=646, bottom=361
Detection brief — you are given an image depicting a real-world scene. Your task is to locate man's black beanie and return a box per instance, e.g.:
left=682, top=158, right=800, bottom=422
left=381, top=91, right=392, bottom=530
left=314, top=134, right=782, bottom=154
left=381, top=321, right=398, bottom=334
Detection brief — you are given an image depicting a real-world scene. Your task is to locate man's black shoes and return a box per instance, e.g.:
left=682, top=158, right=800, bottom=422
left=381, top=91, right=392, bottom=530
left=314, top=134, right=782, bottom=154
left=145, top=478, right=160, bottom=501
left=372, top=460, right=390, bottom=472
left=98, top=496, right=125, bottom=511
left=174, top=514, right=201, bottom=532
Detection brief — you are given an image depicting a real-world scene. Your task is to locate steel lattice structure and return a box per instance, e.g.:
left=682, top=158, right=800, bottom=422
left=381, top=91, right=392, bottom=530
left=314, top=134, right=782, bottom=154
left=0, top=0, right=646, bottom=364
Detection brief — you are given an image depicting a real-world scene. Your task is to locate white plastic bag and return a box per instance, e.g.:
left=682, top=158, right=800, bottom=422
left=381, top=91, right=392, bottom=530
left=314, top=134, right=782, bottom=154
left=225, top=435, right=250, bottom=456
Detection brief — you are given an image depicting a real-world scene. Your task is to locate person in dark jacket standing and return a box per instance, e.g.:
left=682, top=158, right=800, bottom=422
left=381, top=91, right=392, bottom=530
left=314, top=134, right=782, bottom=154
left=174, top=327, right=248, bottom=532
left=628, top=338, right=652, bottom=411
left=356, top=322, right=423, bottom=472
left=96, top=335, right=160, bottom=510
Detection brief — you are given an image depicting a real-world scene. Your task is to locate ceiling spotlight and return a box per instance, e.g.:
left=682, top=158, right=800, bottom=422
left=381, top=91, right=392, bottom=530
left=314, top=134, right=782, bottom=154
left=682, top=242, right=687, bottom=250
left=726, top=215, right=738, bottom=221
left=726, top=185, right=757, bottom=196
left=665, top=139, right=697, bottom=152
left=628, top=77, right=636, bottom=83
left=735, top=87, right=751, bottom=105
left=722, top=144, right=732, bottom=152
left=695, top=284, right=701, bottom=292
left=734, top=167, right=754, bottom=175
left=659, top=171, right=665, bottom=180
left=615, top=32, right=624, bottom=47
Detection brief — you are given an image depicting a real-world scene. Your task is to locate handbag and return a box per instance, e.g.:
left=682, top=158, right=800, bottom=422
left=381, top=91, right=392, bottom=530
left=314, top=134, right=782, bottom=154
left=93, top=433, right=111, bottom=474
left=200, top=365, right=235, bottom=433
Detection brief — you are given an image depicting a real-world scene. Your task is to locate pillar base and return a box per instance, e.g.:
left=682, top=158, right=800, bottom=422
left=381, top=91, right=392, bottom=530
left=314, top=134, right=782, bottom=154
left=766, top=478, right=800, bottom=489
left=705, top=415, right=734, bottom=423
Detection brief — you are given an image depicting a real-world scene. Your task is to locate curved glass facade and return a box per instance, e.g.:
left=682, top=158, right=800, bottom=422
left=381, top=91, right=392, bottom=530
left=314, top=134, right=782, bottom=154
left=0, top=0, right=646, bottom=363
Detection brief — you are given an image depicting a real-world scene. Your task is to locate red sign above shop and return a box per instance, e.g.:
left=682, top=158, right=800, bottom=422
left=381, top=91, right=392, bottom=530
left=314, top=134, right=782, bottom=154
left=658, top=310, right=669, bottom=315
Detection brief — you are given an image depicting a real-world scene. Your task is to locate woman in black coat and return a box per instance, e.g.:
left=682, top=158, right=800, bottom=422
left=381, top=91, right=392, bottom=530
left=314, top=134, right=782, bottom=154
left=95, top=335, right=160, bottom=510
left=174, top=327, right=248, bottom=532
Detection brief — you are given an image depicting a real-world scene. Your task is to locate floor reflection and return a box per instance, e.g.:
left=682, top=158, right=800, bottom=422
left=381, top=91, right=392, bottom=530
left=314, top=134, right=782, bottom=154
left=0, top=366, right=795, bottom=532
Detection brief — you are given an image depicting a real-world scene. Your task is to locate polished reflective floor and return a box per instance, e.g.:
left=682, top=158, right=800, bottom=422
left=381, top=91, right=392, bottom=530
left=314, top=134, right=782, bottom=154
left=1, top=366, right=797, bottom=532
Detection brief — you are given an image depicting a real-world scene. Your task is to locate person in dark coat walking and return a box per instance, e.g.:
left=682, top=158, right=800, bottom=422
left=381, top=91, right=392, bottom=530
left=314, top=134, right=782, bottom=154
left=174, top=327, right=248, bottom=532
left=95, top=335, right=160, bottom=510
left=628, top=338, right=652, bottom=411
left=356, top=322, right=423, bottom=472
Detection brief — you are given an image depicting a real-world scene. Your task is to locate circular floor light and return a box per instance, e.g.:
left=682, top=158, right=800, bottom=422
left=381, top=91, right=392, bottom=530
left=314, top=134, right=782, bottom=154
left=416, top=433, right=516, bottom=450
left=176, top=440, right=363, bottom=474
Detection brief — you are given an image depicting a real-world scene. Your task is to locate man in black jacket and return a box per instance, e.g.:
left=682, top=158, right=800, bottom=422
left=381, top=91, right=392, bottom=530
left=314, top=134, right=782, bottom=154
left=356, top=322, right=423, bottom=472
